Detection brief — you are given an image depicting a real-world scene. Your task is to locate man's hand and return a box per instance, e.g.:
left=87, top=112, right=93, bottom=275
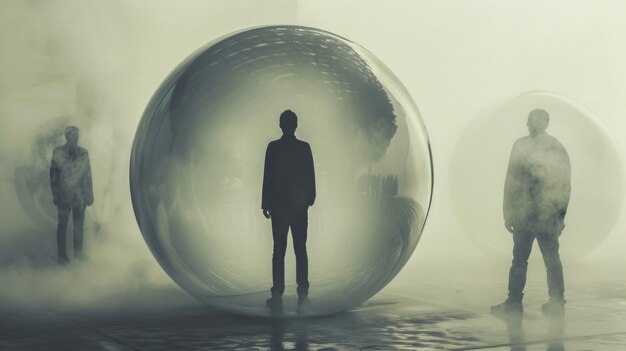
left=262, top=209, right=271, bottom=219
left=558, top=209, right=566, bottom=236
left=505, top=220, right=514, bottom=234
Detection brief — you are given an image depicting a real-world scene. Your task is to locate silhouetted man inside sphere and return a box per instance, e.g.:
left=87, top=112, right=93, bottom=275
left=491, top=109, right=571, bottom=317
left=50, top=126, right=94, bottom=264
left=262, top=109, right=316, bottom=312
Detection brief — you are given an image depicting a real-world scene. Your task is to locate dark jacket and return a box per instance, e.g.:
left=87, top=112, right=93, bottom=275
left=262, top=135, right=316, bottom=211
left=50, top=144, right=94, bottom=207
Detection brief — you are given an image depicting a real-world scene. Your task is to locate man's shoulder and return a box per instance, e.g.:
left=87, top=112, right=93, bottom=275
left=513, top=136, right=531, bottom=147
left=546, top=135, right=568, bottom=158
left=53, top=145, right=88, bottom=152
left=52, top=145, right=65, bottom=157
left=76, top=146, right=88, bottom=155
left=269, top=138, right=310, bottom=146
left=535, top=133, right=566, bottom=151
left=53, top=145, right=89, bottom=159
left=546, top=134, right=565, bottom=147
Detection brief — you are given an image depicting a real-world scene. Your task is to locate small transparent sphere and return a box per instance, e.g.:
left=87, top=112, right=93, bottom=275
left=130, top=26, right=432, bottom=317
left=450, top=91, right=623, bottom=259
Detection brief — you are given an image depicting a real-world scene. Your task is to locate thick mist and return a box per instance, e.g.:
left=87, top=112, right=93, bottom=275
left=298, top=0, right=626, bottom=315
left=1, top=0, right=626, bottom=317
left=0, top=0, right=297, bottom=311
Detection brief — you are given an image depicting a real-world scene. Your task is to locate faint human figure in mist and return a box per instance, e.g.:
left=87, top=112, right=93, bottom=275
left=262, top=110, right=316, bottom=314
left=50, top=126, right=94, bottom=264
left=491, top=109, right=571, bottom=317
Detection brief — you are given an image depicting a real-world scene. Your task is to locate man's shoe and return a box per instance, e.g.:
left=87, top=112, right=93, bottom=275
left=297, top=286, right=309, bottom=298
left=298, top=296, right=310, bottom=305
left=491, top=297, right=523, bottom=316
left=541, top=299, right=565, bottom=316
left=297, top=296, right=310, bottom=315
left=75, top=251, right=86, bottom=261
left=266, top=297, right=283, bottom=308
left=266, top=296, right=283, bottom=315
left=58, top=256, right=70, bottom=265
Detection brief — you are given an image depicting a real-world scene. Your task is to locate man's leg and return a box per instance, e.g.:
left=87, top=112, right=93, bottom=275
left=72, top=205, right=86, bottom=258
left=537, top=232, right=565, bottom=301
left=493, top=229, right=535, bottom=315
left=508, top=229, right=535, bottom=301
left=290, top=208, right=309, bottom=298
left=271, top=212, right=289, bottom=297
left=56, top=205, right=71, bottom=262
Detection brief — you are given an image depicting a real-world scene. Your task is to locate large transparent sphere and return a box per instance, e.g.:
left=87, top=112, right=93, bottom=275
left=450, top=91, right=623, bottom=259
left=130, top=26, right=432, bottom=317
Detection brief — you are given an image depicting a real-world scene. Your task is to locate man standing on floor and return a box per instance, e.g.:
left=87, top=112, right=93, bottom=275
left=491, top=109, right=571, bottom=317
left=262, top=109, right=316, bottom=312
left=50, top=126, right=94, bottom=264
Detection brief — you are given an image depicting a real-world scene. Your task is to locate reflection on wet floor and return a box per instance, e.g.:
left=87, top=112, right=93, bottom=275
left=0, top=297, right=479, bottom=350
left=1, top=289, right=626, bottom=350
left=1, top=261, right=625, bottom=350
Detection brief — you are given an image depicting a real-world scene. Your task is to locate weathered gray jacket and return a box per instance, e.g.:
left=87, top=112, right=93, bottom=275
left=503, top=132, right=570, bottom=233
left=50, top=144, right=94, bottom=207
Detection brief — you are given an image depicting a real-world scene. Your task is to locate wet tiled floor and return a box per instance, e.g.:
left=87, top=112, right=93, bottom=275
left=1, top=287, right=624, bottom=350
left=1, top=261, right=624, bottom=350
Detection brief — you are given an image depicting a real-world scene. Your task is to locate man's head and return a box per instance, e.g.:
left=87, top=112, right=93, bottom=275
left=279, top=109, right=298, bottom=135
left=527, top=109, right=550, bottom=136
left=64, top=126, right=79, bottom=145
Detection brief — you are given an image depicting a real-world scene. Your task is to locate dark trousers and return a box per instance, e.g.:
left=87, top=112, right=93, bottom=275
left=271, top=208, right=309, bottom=297
left=508, top=229, right=564, bottom=301
left=57, top=204, right=85, bottom=259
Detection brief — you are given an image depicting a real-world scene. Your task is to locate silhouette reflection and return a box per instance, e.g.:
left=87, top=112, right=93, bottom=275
left=497, top=314, right=566, bottom=351
left=268, top=318, right=309, bottom=351
left=503, top=315, right=527, bottom=351
left=546, top=315, right=565, bottom=351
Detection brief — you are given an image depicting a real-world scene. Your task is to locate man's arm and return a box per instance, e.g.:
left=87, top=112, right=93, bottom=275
left=83, top=151, right=94, bottom=206
left=503, top=142, right=520, bottom=233
left=557, top=145, right=571, bottom=227
left=261, top=143, right=272, bottom=218
left=306, top=143, right=316, bottom=207
left=50, top=150, right=60, bottom=206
